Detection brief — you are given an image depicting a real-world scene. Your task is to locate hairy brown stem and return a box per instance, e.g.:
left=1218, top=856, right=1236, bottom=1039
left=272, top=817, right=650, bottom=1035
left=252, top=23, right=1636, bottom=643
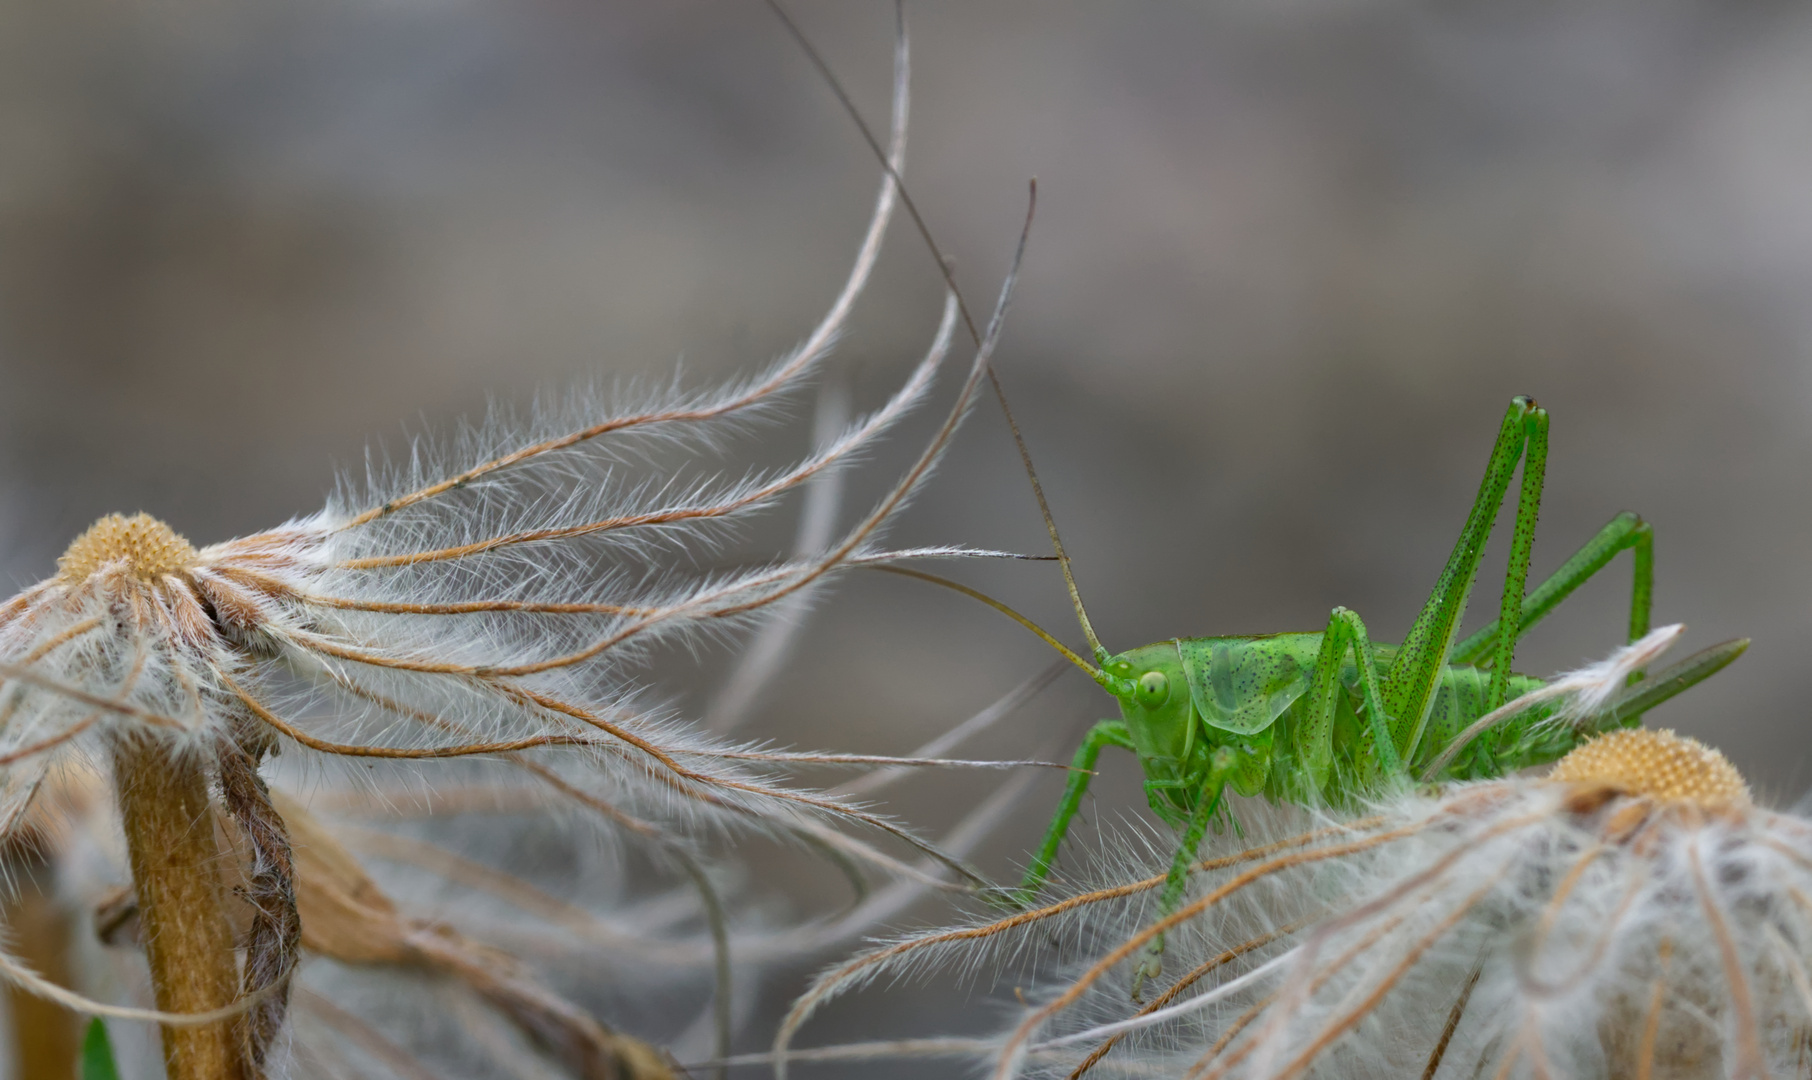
left=114, top=735, right=243, bottom=1080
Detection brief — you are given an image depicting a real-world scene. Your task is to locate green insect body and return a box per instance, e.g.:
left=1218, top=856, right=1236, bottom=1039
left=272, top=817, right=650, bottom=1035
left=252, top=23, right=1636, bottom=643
left=972, top=396, right=1747, bottom=996
left=1102, top=636, right=1555, bottom=822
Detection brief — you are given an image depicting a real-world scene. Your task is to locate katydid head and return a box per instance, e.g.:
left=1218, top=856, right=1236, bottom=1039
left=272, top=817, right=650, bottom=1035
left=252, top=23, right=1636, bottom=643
left=1101, top=644, right=1194, bottom=763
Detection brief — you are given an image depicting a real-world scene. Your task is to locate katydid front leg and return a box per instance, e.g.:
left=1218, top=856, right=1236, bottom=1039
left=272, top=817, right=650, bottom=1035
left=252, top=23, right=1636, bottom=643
left=1015, top=720, right=1134, bottom=906
left=1139, top=777, right=1193, bottom=830
left=1131, top=753, right=1232, bottom=1001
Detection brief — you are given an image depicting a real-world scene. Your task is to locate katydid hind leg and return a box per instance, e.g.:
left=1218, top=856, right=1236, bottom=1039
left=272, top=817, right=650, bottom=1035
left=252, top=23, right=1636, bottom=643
left=1451, top=512, right=1655, bottom=670
left=1622, top=524, right=1656, bottom=712
left=1485, top=405, right=1548, bottom=710
left=1016, top=720, right=1133, bottom=905
left=1383, top=398, right=1540, bottom=757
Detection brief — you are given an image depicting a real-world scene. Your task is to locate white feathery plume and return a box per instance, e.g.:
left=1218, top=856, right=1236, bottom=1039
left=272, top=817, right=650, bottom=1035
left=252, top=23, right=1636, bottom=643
left=777, top=632, right=1804, bottom=1080
left=37, top=685, right=1056, bottom=1080
left=705, top=382, right=852, bottom=736
left=0, top=10, right=1053, bottom=1074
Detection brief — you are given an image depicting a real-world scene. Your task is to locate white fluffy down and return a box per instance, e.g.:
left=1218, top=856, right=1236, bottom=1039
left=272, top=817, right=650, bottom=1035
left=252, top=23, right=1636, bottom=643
left=0, top=17, right=1047, bottom=1075
left=787, top=774, right=1812, bottom=1080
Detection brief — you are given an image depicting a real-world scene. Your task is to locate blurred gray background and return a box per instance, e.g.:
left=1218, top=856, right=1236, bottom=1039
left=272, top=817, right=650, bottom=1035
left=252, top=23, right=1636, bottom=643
left=4, top=0, right=1812, bottom=1059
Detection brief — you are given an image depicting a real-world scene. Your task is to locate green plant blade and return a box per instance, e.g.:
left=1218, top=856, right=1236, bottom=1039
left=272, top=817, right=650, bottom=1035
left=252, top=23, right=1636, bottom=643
left=81, top=1018, right=120, bottom=1080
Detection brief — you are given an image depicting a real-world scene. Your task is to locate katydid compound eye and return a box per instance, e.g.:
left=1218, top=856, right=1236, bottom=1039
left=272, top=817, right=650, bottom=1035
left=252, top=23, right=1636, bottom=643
left=1137, top=670, right=1170, bottom=708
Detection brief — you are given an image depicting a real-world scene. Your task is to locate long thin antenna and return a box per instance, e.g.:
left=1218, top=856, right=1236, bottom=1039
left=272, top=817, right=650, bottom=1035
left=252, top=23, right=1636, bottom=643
left=762, top=0, right=981, bottom=345
left=872, top=566, right=1101, bottom=680
left=765, top=0, right=1107, bottom=660
left=985, top=372, right=1104, bottom=659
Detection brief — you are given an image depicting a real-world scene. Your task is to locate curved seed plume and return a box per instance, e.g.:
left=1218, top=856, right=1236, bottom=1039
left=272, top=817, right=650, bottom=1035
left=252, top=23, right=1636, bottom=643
left=0, top=8, right=1065, bottom=1071
left=1688, top=839, right=1767, bottom=1080
left=797, top=731, right=1812, bottom=1080
left=774, top=819, right=1392, bottom=1076
left=330, top=2, right=913, bottom=538
left=988, top=817, right=1489, bottom=1080
left=1065, top=919, right=1314, bottom=1078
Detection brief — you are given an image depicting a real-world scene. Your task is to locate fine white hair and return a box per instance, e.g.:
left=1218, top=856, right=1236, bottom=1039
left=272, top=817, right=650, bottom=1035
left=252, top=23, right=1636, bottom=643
left=0, top=12, right=1051, bottom=1073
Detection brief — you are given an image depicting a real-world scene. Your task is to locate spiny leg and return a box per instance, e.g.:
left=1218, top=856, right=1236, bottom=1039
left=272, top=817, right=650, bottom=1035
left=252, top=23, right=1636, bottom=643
left=1297, top=606, right=1397, bottom=793
left=1452, top=511, right=1654, bottom=663
left=1016, top=720, right=1134, bottom=905
left=1132, top=761, right=1230, bottom=1001
left=1484, top=404, right=1548, bottom=710
left=1140, top=777, right=1193, bottom=830
left=1384, top=398, right=1544, bottom=757
left=1450, top=510, right=1655, bottom=706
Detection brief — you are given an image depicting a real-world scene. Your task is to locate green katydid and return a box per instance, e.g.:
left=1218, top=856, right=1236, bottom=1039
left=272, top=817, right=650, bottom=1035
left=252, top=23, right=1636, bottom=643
left=753, top=0, right=1746, bottom=996
left=891, top=395, right=1745, bottom=996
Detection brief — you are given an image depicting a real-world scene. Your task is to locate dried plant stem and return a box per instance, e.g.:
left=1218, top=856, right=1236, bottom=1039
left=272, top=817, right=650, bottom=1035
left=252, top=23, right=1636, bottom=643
left=215, top=726, right=299, bottom=1072
left=113, top=735, right=244, bottom=1080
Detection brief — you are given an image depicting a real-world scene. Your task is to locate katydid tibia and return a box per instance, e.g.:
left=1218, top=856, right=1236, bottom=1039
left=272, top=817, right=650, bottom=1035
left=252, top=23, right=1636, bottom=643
left=894, top=395, right=1746, bottom=998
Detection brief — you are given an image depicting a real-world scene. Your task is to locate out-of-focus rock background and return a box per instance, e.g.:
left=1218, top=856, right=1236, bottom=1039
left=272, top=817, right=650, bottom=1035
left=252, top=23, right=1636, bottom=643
left=4, top=0, right=1811, bottom=1062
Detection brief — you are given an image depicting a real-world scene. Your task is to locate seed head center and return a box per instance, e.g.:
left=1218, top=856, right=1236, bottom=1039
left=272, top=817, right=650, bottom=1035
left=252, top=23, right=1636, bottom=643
left=1550, top=728, right=1749, bottom=808
left=58, top=513, right=198, bottom=585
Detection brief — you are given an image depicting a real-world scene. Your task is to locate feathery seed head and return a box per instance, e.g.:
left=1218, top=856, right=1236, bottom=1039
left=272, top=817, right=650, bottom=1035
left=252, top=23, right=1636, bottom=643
left=1550, top=727, right=1750, bottom=809
left=57, top=513, right=197, bottom=586
left=790, top=728, right=1801, bottom=1079
left=0, top=22, right=1046, bottom=1069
